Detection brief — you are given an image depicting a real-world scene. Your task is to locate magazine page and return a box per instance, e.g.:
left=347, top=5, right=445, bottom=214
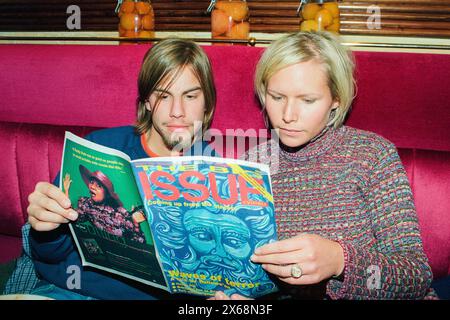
left=62, top=132, right=167, bottom=290
left=132, top=156, right=278, bottom=298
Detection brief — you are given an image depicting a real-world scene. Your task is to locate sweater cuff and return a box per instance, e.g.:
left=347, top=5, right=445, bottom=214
left=326, top=239, right=352, bottom=299
left=30, top=224, right=68, bottom=244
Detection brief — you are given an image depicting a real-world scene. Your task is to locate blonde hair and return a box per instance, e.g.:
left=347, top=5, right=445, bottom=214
left=136, top=38, right=216, bottom=134
left=255, top=31, right=355, bottom=128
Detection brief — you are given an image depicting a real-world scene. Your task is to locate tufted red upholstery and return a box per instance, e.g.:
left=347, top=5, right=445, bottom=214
left=0, top=44, right=449, bottom=280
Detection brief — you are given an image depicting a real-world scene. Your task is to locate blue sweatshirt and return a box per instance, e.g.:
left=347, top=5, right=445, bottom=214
left=30, top=126, right=216, bottom=300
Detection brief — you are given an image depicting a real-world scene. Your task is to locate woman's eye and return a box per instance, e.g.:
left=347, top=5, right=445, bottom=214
left=270, top=94, right=283, bottom=102
left=185, top=94, right=197, bottom=100
left=304, top=99, right=316, bottom=104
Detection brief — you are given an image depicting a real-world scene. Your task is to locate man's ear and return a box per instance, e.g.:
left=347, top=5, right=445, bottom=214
left=145, top=100, right=152, bottom=112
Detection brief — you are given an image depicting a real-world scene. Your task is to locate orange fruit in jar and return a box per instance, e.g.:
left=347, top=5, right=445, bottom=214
left=124, top=30, right=139, bottom=38
left=216, top=1, right=248, bottom=21
left=326, top=19, right=340, bottom=33
left=142, top=14, right=154, bottom=30
left=120, top=13, right=141, bottom=31
left=120, top=1, right=135, bottom=14
left=118, top=25, right=127, bottom=37
left=302, top=3, right=321, bottom=20
left=215, top=2, right=231, bottom=13
left=315, top=9, right=333, bottom=28
left=211, top=35, right=229, bottom=46
left=323, top=2, right=339, bottom=18
left=226, top=21, right=249, bottom=39
left=138, top=30, right=153, bottom=38
left=300, top=20, right=318, bottom=32
left=212, top=9, right=232, bottom=36
left=136, top=1, right=151, bottom=15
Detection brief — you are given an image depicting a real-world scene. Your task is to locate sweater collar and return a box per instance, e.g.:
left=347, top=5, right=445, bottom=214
left=279, top=125, right=345, bottom=162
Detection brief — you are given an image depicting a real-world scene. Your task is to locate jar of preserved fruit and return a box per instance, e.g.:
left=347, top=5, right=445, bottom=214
left=299, top=0, right=340, bottom=33
left=210, top=0, right=250, bottom=42
left=116, top=0, right=154, bottom=38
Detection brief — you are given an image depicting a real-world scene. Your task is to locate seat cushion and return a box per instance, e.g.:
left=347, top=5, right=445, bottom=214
left=0, top=123, right=99, bottom=241
left=0, top=234, right=22, bottom=264
left=412, top=149, right=450, bottom=279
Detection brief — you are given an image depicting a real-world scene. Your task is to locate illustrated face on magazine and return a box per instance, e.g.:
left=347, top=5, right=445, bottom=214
left=183, top=209, right=252, bottom=271
left=151, top=204, right=274, bottom=285
left=89, top=178, right=106, bottom=203
left=142, top=160, right=278, bottom=296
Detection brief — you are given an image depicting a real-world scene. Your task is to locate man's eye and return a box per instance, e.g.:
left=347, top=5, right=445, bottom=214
left=304, top=99, right=316, bottom=104
left=185, top=94, right=197, bottom=100
left=160, top=94, right=169, bottom=100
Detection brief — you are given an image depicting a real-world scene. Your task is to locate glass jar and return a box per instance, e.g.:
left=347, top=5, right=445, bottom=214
left=299, top=0, right=340, bottom=33
left=116, top=0, right=154, bottom=38
left=210, top=0, right=250, bottom=42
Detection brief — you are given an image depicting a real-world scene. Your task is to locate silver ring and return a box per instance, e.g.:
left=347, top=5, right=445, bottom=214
left=290, top=264, right=303, bottom=278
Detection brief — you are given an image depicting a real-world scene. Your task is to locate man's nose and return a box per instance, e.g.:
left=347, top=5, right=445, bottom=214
left=169, top=96, right=185, bottom=118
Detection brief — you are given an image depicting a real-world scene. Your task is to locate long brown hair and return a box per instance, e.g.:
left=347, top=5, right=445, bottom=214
left=136, top=38, right=216, bottom=135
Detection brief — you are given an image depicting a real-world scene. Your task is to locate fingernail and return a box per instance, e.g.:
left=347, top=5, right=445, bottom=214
left=63, top=199, right=71, bottom=208
left=254, top=247, right=261, bottom=254
left=250, top=255, right=256, bottom=261
left=69, top=210, right=78, bottom=221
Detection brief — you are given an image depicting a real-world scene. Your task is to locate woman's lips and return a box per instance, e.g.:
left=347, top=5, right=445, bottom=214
left=279, top=127, right=303, bottom=136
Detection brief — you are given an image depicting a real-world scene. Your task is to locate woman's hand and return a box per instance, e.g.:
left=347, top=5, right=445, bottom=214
left=27, top=182, right=78, bottom=231
left=209, top=291, right=253, bottom=300
left=251, top=233, right=345, bottom=285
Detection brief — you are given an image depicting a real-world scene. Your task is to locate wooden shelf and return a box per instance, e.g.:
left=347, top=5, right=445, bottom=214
left=0, top=1, right=449, bottom=38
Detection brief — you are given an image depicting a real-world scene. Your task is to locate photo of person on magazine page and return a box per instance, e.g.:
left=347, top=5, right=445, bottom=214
left=60, top=144, right=167, bottom=289
left=64, top=165, right=147, bottom=244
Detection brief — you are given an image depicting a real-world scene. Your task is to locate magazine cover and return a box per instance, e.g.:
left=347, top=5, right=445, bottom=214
left=61, top=132, right=278, bottom=298
left=61, top=132, right=166, bottom=289
left=132, top=156, right=278, bottom=298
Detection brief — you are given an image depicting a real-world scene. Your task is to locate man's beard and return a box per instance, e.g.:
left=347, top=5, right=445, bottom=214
left=153, top=120, right=204, bottom=153
left=162, top=130, right=194, bottom=153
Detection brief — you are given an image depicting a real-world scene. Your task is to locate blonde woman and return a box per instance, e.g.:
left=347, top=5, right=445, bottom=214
left=214, top=32, right=436, bottom=300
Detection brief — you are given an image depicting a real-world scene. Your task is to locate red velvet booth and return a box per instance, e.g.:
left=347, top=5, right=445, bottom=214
left=0, top=43, right=449, bottom=283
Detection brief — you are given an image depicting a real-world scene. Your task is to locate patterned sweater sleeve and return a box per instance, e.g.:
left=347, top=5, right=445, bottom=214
left=326, top=142, right=433, bottom=299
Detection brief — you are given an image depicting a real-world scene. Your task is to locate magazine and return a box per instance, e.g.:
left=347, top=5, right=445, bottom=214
left=62, top=132, right=278, bottom=298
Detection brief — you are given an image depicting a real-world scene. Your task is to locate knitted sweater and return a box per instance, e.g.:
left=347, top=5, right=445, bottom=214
left=244, top=125, right=434, bottom=300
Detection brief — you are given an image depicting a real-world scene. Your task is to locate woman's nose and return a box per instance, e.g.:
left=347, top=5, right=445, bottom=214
left=282, top=100, right=298, bottom=123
